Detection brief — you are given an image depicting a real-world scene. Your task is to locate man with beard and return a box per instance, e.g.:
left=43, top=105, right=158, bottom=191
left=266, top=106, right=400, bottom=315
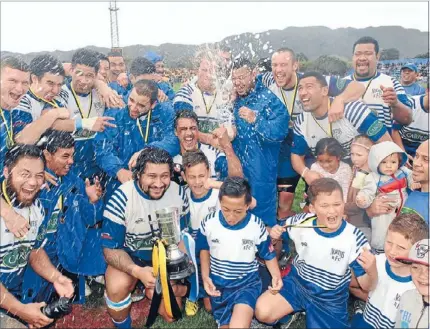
left=171, top=109, right=243, bottom=183
left=0, top=145, right=74, bottom=329
left=260, top=47, right=366, bottom=218
left=344, top=36, right=413, bottom=131
left=173, top=51, right=235, bottom=141
left=290, top=72, right=392, bottom=187
left=231, top=58, right=289, bottom=231
left=101, top=147, right=190, bottom=328
left=94, top=79, right=177, bottom=199
left=57, top=48, right=117, bottom=180
left=401, top=140, right=429, bottom=223
left=22, top=130, right=104, bottom=305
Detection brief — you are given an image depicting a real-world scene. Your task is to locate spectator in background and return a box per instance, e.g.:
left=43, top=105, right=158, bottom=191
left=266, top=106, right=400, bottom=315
left=401, top=63, right=426, bottom=96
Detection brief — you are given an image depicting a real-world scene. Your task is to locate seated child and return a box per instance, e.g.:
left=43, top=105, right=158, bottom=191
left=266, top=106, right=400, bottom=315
left=351, top=213, right=428, bottom=328
left=255, top=178, right=374, bottom=329
left=310, top=137, right=352, bottom=202
left=395, top=238, right=429, bottom=329
left=356, top=141, right=416, bottom=253
left=196, top=177, right=281, bottom=328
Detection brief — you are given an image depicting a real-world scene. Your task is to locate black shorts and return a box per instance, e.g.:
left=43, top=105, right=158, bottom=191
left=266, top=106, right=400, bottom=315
left=277, top=175, right=301, bottom=193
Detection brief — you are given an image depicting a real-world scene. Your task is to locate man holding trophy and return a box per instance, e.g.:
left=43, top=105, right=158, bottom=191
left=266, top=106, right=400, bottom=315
left=101, top=147, right=193, bottom=328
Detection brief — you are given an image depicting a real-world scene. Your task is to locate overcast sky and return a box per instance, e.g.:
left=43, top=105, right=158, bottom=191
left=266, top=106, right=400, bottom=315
left=1, top=1, right=428, bottom=54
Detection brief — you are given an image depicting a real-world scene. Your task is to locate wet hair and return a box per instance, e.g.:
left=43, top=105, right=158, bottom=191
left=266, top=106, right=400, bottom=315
left=29, top=54, right=65, bottom=80
left=182, top=150, right=210, bottom=171
left=130, top=57, right=156, bottom=77
left=307, top=178, right=343, bottom=204
left=39, top=129, right=75, bottom=154
left=1, top=56, right=29, bottom=72
left=107, top=51, right=124, bottom=59
left=274, top=47, right=297, bottom=62
left=315, top=138, right=344, bottom=159
left=4, top=144, right=45, bottom=169
left=174, top=109, right=199, bottom=130
left=353, top=36, right=380, bottom=55
left=96, top=52, right=109, bottom=63
left=256, top=57, right=272, bottom=73
left=388, top=213, right=429, bottom=244
left=299, top=71, right=328, bottom=87
left=232, top=58, right=254, bottom=71
left=133, top=79, right=158, bottom=104
left=71, top=48, right=100, bottom=73
left=132, top=147, right=173, bottom=180
left=219, top=176, right=252, bottom=205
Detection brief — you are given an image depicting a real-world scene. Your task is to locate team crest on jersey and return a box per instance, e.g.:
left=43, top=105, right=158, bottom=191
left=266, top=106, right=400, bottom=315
left=2, top=245, right=31, bottom=269
left=242, top=239, right=254, bottom=251
left=336, top=79, right=347, bottom=91
left=331, top=248, right=345, bottom=262
left=93, top=101, right=104, bottom=116
left=367, top=120, right=384, bottom=137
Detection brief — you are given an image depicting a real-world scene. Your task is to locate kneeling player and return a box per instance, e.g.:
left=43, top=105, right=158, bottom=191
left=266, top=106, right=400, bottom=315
left=256, top=178, right=375, bottom=328
left=101, top=147, right=190, bottom=328
left=197, top=177, right=282, bottom=328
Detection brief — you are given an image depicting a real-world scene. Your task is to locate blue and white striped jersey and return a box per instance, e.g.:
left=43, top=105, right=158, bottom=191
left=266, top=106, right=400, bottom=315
left=14, top=90, right=65, bottom=121
left=173, top=77, right=234, bottom=134
left=395, top=94, right=429, bottom=157
left=280, top=213, right=369, bottom=300
left=196, top=210, right=275, bottom=289
left=343, top=72, right=411, bottom=131
left=101, top=180, right=189, bottom=261
left=0, top=199, right=45, bottom=296
left=363, top=254, right=415, bottom=329
left=291, top=99, right=387, bottom=158
left=187, top=188, right=219, bottom=239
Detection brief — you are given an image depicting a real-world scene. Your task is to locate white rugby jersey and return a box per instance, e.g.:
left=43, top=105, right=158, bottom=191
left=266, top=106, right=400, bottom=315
left=173, top=77, right=234, bottom=134
left=0, top=199, right=45, bottom=293
left=363, top=254, right=415, bottom=329
left=197, top=210, right=274, bottom=289
left=14, top=90, right=65, bottom=120
left=187, top=188, right=219, bottom=238
left=344, top=72, right=408, bottom=130
left=173, top=143, right=226, bottom=180
left=281, top=213, right=370, bottom=299
left=396, top=94, right=429, bottom=156
left=57, top=83, right=105, bottom=140
left=292, top=99, right=386, bottom=158
left=102, top=180, right=189, bottom=260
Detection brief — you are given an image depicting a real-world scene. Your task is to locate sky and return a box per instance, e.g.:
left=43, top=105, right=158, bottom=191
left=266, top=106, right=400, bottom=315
left=1, top=1, right=428, bottom=54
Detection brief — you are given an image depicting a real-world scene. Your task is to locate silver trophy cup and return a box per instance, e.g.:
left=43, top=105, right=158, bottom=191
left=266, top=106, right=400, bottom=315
left=153, top=207, right=194, bottom=280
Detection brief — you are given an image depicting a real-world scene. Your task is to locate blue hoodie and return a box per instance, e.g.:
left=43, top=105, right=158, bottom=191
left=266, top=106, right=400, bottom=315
left=232, top=80, right=289, bottom=227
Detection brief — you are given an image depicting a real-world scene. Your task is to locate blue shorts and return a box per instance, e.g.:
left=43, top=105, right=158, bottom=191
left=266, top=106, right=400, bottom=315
left=279, top=272, right=350, bottom=329
left=211, top=279, right=262, bottom=327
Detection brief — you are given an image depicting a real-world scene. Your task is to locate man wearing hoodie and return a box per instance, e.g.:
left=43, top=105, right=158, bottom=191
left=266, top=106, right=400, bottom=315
left=356, top=141, right=417, bottom=253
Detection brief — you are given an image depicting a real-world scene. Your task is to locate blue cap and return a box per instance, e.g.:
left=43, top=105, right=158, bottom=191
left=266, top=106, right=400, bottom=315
left=144, top=51, right=163, bottom=64
left=401, top=63, right=418, bottom=72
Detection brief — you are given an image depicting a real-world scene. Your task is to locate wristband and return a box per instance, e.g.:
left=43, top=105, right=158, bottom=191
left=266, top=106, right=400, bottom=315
left=301, top=167, right=309, bottom=178
left=75, top=117, right=82, bottom=130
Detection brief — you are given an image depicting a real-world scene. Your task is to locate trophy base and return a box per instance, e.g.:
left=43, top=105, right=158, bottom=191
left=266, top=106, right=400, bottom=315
left=167, top=253, right=195, bottom=280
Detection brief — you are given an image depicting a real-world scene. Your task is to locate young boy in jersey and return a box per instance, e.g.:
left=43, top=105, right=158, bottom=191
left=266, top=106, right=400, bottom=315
left=395, top=238, right=429, bottom=329
left=196, top=177, right=282, bottom=328
left=255, top=178, right=375, bottom=329
left=351, top=213, right=428, bottom=328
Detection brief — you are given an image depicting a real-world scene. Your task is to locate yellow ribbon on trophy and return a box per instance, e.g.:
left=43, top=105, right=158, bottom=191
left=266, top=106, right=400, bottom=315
left=152, top=239, right=173, bottom=318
